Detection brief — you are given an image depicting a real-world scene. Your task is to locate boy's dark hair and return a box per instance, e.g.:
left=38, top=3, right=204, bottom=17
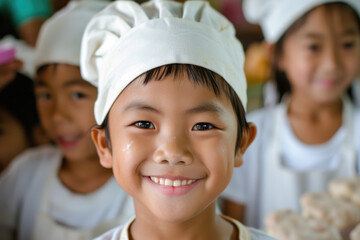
left=0, top=73, right=40, bottom=146
left=36, top=64, right=59, bottom=75
left=273, top=2, right=360, bottom=102
left=101, top=64, right=249, bottom=151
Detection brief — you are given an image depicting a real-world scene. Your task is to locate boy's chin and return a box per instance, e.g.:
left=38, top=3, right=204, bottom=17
left=140, top=200, right=217, bottom=224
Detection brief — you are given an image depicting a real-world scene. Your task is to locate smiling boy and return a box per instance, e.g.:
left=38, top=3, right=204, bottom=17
left=80, top=1, right=274, bottom=239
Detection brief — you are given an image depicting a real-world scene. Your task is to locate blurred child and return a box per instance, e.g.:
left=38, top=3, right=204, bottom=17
left=0, top=1, right=134, bottom=240
left=222, top=0, right=360, bottom=229
left=0, top=72, right=47, bottom=174
left=79, top=1, right=275, bottom=239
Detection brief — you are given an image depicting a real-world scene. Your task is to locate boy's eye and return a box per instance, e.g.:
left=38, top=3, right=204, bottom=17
left=307, top=44, right=319, bottom=52
left=134, top=121, right=155, bottom=129
left=36, top=92, right=51, bottom=100
left=192, top=122, right=216, bottom=131
left=343, top=42, right=354, bottom=49
left=71, top=92, right=86, bottom=99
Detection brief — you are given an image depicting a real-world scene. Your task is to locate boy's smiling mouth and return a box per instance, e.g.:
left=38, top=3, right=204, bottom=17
left=56, top=134, right=83, bottom=148
left=146, top=175, right=201, bottom=196
left=149, top=176, right=196, bottom=187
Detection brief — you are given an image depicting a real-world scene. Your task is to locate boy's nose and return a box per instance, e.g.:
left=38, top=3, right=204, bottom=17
left=153, top=135, right=193, bottom=166
left=51, top=99, right=69, bottom=122
left=323, top=46, right=341, bottom=72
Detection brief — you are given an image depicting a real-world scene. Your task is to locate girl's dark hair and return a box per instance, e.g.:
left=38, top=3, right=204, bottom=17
left=273, top=2, right=360, bottom=102
left=101, top=64, right=249, bottom=151
left=0, top=73, right=40, bottom=146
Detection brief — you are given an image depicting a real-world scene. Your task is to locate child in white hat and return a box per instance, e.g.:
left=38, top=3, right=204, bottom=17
left=222, top=0, right=360, bottom=230
left=80, top=0, right=274, bottom=239
left=0, top=1, right=134, bottom=240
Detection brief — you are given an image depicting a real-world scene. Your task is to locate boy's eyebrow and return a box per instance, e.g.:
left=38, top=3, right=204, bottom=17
left=62, top=79, right=92, bottom=88
left=123, top=101, right=160, bottom=113
left=186, top=102, right=225, bottom=115
left=303, top=33, right=321, bottom=38
left=34, top=79, right=91, bottom=88
left=342, top=29, right=359, bottom=36
left=34, top=79, right=47, bottom=87
left=123, top=101, right=225, bottom=115
left=303, top=29, right=359, bottom=39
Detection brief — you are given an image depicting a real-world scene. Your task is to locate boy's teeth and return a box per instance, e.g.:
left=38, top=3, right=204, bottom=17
left=173, top=180, right=180, bottom=187
left=165, top=179, right=172, bottom=186
left=152, top=177, right=159, bottom=183
left=150, top=177, right=195, bottom=187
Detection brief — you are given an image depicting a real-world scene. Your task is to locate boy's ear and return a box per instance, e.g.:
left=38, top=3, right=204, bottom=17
left=266, top=41, right=285, bottom=72
left=234, top=123, right=257, bottom=167
left=264, top=41, right=281, bottom=71
left=91, top=127, right=113, bottom=168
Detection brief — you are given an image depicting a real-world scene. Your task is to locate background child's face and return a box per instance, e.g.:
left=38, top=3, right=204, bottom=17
left=35, top=64, right=98, bottom=162
left=93, top=73, right=246, bottom=222
left=0, top=108, right=29, bottom=172
left=277, top=4, right=360, bottom=103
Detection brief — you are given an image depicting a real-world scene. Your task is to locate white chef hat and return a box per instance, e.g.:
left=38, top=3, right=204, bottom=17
left=243, top=0, right=360, bottom=43
left=81, top=0, right=247, bottom=125
left=34, top=0, right=109, bottom=71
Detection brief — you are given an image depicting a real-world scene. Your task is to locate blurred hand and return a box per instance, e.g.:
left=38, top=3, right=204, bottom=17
left=0, top=59, right=23, bottom=89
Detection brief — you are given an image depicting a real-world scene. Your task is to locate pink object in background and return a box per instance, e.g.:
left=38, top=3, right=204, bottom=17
left=0, top=47, right=16, bottom=64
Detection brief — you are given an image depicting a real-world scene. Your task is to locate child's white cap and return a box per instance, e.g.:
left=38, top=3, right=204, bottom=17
left=243, top=0, right=360, bottom=43
left=80, top=0, right=247, bottom=125
left=34, top=0, right=109, bottom=71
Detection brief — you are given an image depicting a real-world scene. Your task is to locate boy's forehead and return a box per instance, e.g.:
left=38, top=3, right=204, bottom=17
left=111, top=73, right=232, bottom=114
left=35, top=64, right=91, bottom=88
left=292, top=4, right=360, bottom=39
left=126, top=66, right=229, bottom=98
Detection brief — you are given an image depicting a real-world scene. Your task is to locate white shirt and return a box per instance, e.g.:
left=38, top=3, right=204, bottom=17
left=0, top=145, right=134, bottom=240
left=354, top=78, right=360, bottom=106
left=93, top=215, right=276, bottom=240
left=280, top=110, right=345, bottom=171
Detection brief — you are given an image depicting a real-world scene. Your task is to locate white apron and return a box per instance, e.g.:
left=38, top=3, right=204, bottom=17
left=32, top=159, right=133, bottom=240
left=259, top=97, right=357, bottom=227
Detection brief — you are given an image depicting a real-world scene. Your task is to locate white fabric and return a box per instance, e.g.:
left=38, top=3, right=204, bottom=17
left=50, top=176, right=130, bottom=229
left=242, top=0, right=360, bottom=43
left=93, top=215, right=276, bottom=240
left=80, top=0, right=247, bottom=124
left=0, top=145, right=135, bottom=240
left=354, top=78, right=360, bottom=106
left=0, top=35, right=35, bottom=77
left=34, top=0, right=109, bottom=70
left=222, top=97, right=360, bottom=229
left=281, top=110, right=345, bottom=170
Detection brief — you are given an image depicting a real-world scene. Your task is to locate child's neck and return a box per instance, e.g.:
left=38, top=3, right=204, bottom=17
left=58, top=155, right=113, bottom=194
left=129, top=202, right=237, bottom=240
left=287, top=93, right=343, bottom=144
